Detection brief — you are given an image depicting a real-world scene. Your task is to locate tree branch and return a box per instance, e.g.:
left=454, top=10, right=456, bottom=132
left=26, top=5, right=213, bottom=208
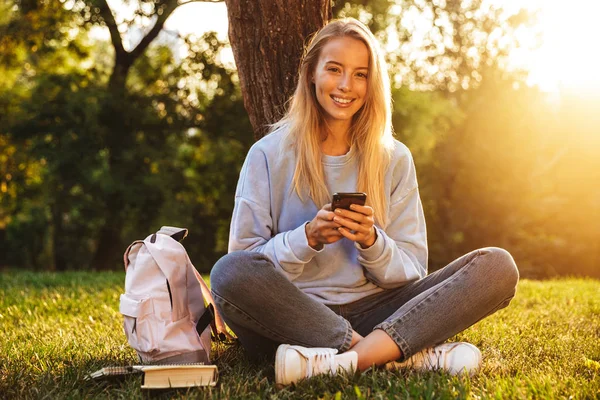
left=97, top=0, right=125, bottom=58
left=100, top=0, right=224, bottom=65
left=128, top=0, right=180, bottom=63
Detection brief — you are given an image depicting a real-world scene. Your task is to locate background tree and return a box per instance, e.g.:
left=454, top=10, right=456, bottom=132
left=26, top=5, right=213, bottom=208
left=82, top=0, right=229, bottom=270
left=0, top=0, right=253, bottom=271
left=224, top=0, right=331, bottom=138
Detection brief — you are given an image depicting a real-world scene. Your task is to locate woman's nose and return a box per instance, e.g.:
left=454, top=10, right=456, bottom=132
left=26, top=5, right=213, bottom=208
left=338, top=74, right=352, bottom=92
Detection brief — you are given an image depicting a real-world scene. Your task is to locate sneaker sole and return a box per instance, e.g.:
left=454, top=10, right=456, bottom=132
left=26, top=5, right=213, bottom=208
left=275, top=344, right=291, bottom=385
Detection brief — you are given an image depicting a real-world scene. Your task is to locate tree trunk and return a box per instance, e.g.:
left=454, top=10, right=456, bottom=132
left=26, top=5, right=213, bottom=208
left=90, top=192, right=125, bottom=270
left=90, top=51, right=131, bottom=271
left=224, top=0, right=331, bottom=139
left=90, top=0, right=179, bottom=270
left=51, top=190, right=68, bottom=271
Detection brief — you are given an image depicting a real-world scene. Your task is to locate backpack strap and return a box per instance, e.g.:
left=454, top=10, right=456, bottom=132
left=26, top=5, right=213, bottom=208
left=157, top=226, right=188, bottom=242
left=123, top=240, right=144, bottom=270
left=196, top=303, right=215, bottom=335
left=192, top=267, right=235, bottom=341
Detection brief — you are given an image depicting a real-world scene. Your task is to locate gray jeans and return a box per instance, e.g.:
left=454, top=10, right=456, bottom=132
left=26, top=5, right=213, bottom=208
left=210, top=247, right=519, bottom=361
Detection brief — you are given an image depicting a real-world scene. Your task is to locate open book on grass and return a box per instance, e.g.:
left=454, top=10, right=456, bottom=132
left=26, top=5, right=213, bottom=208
left=86, top=364, right=218, bottom=388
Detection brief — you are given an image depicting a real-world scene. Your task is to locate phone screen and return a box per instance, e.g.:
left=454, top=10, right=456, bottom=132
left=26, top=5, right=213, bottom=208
left=331, top=192, right=367, bottom=211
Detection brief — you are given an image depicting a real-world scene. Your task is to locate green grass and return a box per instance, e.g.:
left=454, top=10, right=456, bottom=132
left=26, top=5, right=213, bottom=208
left=1, top=271, right=599, bottom=399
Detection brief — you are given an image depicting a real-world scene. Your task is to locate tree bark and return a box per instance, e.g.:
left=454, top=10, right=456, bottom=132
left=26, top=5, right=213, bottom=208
left=224, top=0, right=331, bottom=139
left=51, top=189, right=68, bottom=271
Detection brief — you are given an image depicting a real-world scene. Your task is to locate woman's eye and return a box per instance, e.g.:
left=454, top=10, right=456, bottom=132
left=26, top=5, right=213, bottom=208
left=357, top=72, right=368, bottom=78
left=328, top=67, right=340, bottom=73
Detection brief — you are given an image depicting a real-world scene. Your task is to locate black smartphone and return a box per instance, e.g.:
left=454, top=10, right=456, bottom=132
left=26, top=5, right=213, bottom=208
left=331, top=192, right=367, bottom=211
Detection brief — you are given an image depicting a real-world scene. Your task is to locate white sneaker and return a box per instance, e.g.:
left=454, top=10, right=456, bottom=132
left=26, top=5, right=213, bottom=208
left=275, top=344, right=358, bottom=385
left=386, top=342, right=482, bottom=376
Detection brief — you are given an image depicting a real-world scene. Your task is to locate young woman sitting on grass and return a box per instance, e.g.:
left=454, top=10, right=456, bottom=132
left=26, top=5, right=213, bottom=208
left=210, top=17, right=519, bottom=385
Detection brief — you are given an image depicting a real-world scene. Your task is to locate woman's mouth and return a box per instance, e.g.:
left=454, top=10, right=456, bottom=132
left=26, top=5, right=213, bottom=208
left=331, top=95, right=355, bottom=107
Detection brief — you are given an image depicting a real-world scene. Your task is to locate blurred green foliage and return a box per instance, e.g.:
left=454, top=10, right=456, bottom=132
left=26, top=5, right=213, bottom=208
left=0, top=0, right=253, bottom=271
left=0, top=0, right=598, bottom=277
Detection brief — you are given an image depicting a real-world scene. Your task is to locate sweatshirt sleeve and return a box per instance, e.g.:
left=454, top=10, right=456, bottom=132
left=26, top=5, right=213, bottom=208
left=356, top=145, right=428, bottom=288
left=228, top=144, right=321, bottom=281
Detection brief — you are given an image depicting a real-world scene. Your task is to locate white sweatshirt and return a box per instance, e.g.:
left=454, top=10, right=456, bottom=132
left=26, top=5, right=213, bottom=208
left=228, top=128, right=428, bottom=305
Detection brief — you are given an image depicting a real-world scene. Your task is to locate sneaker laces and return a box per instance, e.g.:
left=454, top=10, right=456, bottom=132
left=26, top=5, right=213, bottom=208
left=388, top=342, right=479, bottom=375
left=402, top=346, right=447, bottom=371
left=304, top=350, right=336, bottom=378
left=423, top=346, right=447, bottom=370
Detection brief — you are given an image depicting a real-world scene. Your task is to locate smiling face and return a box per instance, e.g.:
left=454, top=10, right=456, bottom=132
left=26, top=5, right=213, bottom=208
left=312, top=36, right=370, bottom=134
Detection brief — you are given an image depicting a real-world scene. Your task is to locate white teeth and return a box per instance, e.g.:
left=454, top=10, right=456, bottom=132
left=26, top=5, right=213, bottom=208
left=332, top=97, right=353, bottom=104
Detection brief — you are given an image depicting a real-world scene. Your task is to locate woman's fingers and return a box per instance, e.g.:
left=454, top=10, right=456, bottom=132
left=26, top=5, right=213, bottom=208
left=332, top=205, right=375, bottom=244
left=325, top=218, right=343, bottom=230
left=314, top=213, right=343, bottom=241
left=337, top=226, right=358, bottom=241
left=334, top=209, right=373, bottom=230
left=333, top=216, right=367, bottom=233
left=311, top=203, right=374, bottom=246
left=317, top=208, right=337, bottom=222
left=349, top=204, right=374, bottom=216
left=334, top=205, right=373, bottom=222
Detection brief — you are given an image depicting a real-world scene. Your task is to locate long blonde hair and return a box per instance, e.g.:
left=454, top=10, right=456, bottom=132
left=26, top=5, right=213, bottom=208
left=271, top=18, right=395, bottom=227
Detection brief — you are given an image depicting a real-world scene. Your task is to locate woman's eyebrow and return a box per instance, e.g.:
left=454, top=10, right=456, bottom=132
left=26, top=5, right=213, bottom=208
left=324, top=60, right=369, bottom=70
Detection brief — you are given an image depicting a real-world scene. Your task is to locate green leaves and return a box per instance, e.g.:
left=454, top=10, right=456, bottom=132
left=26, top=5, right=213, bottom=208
left=0, top=0, right=251, bottom=271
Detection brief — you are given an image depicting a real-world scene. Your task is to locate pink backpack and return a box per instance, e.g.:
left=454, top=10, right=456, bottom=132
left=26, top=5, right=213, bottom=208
left=120, top=226, right=231, bottom=364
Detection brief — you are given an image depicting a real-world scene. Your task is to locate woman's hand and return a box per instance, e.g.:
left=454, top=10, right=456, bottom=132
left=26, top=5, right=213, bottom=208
left=305, top=204, right=343, bottom=250
left=333, top=204, right=377, bottom=248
